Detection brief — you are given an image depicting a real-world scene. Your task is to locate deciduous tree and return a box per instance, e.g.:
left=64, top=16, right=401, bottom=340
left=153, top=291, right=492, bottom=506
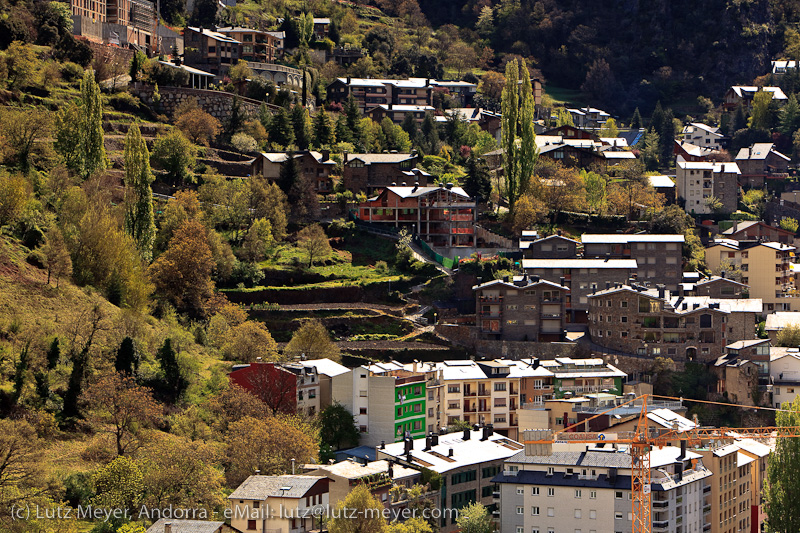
left=318, top=402, right=359, bottom=451
left=501, top=59, right=537, bottom=212
left=148, top=220, right=215, bottom=314
left=328, top=484, right=386, bottom=533
left=82, top=373, right=161, bottom=456
left=284, top=319, right=341, bottom=361
left=92, top=456, right=143, bottom=514
left=0, top=419, right=45, bottom=510
left=175, top=108, right=222, bottom=146
left=151, top=129, right=197, bottom=185
left=455, top=502, right=493, bottom=533
left=79, top=69, right=107, bottom=179
left=221, top=321, right=280, bottom=362
left=0, top=107, right=50, bottom=172
left=297, top=224, right=332, bottom=267
left=225, top=415, right=318, bottom=487
left=41, top=225, right=72, bottom=287
left=765, top=394, right=800, bottom=532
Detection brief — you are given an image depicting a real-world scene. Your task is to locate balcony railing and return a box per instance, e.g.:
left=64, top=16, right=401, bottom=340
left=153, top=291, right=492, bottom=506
left=540, top=313, right=562, bottom=319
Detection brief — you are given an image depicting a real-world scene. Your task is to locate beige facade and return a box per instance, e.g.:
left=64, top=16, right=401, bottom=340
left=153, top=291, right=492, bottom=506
left=696, top=444, right=752, bottom=533
left=705, top=240, right=798, bottom=312
left=228, top=475, right=329, bottom=533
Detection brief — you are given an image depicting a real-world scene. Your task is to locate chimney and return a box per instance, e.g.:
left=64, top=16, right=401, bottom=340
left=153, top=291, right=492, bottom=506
left=343, top=151, right=349, bottom=164
left=657, top=284, right=665, bottom=299
left=463, top=428, right=470, bottom=440
left=560, top=276, right=566, bottom=286
left=388, top=103, right=393, bottom=110
left=388, top=462, right=394, bottom=478
left=256, top=357, right=262, bottom=362
left=404, top=437, right=413, bottom=454
left=448, top=448, right=454, bottom=457
left=557, top=229, right=562, bottom=236
left=380, top=440, right=385, bottom=450
left=606, top=281, right=610, bottom=290
left=412, top=181, right=419, bottom=193
left=721, top=270, right=726, bottom=279
left=164, top=523, right=172, bottom=533
left=347, top=76, right=351, bottom=84
left=424, top=436, right=432, bottom=451
left=446, top=182, right=453, bottom=189
left=605, top=252, right=610, bottom=262
left=678, top=440, right=686, bottom=460
left=431, top=433, right=439, bottom=446
left=321, top=149, right=330, bottom=162
left=255, top=469, right=261, bottom=475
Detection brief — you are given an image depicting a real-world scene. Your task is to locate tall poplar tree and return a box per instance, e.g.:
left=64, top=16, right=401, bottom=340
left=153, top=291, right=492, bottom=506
left=501, top=59, right=537, bottom=213
left=765, top=395, right=800, bottom=533
left=123, top=123, right=156, bottom=262
left=80, top=70, right=107, bottom=179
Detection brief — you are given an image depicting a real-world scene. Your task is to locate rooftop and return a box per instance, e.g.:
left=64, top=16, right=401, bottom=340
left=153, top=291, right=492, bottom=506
left=521, top=258, right=638, bottom=269
left=766, top=312, right=800, bottom=331
left=580, top=233, right=685, bottom=244
left=228, top=475, right=326, bottom=500
left=146, top=520, right=225, bottom=533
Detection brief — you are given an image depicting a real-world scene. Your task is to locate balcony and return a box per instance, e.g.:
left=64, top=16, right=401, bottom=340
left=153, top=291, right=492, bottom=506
left=703, top=523, right=711, bottom=531
left=492, top=490, right=500, bottom=499
left=477, top=389, right=491, bottom=397
left=479, top=296, right=503, bottom=302
left=464, top=391, right=477, bottom=397
left=703, top=485, right=711, bottom=494
left=652, top=521, right=670, bottom=532
left=703, top=504, right=711, bottom=514
left=541, top=297, right=562, bottom=303
left=540, top=313, right=562, bottom=319
left=652, top=500, right=669, bottom=509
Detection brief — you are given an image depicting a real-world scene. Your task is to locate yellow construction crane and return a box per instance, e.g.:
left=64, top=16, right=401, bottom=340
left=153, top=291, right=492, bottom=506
left=523, top=393, right=800, bottom=533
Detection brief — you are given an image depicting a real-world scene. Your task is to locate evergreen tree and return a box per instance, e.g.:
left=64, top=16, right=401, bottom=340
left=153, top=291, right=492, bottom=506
left=421, top=112, right=439, bottom=154
left=46, top=338, right=60, bottom=370
left=79, top=69, right=107, bottom=179
left=156, top=338, right=186, bottom=402
left=34, top=371, right=50, bottom=406
left=123, top=123, right=156, bottom=263
left=630, top=107, right=643, bottom=130
left=463, top=156, right=492, bottom=204
left=780, top=94, right=800, bottom=136
left=640, top=128, right=661, bottom=171
left=269, top=107, right=294, bottom=148
left=501, top=58, right=537, bottom=212
left=226, top=96, right=246, bottom=139
left=732, top=103, right=747, bottom=134
left=659, top=108, right=676, bottom=166
left=291, top=105, right=312, bottom=150
left=344, top=95, right=363, bottom=146
left=313, top=110, right=336, bottom=148
left=649, top=101, right=665, bottom=133
left=115, top=337, right=139, bottom=376
left=401, top=112, right=419, bottom=145
left=278, top=152, right=300, bottom=195
left=12, top=343, right=29, bottom=404
left=335, top=114, right=350, bottom=144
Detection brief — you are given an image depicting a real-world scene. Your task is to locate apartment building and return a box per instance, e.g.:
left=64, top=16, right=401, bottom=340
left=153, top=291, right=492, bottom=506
left=520, top=234, right=580, bottom=259
left=723, top=86, right=788, bottom=110
left=410, top=358, right=624, bottom=441
left=682, top=122, right=724, bottom=150
left=676, top=160, right=740, bottom=215
left=720, top=220, right=796, bottom=245
left=705, top=240, right=798, bottom=312
left=331, top=364, right=426, bottom=447
left=228, top=475, right=329, bottom=533
left=765, top=312, right=800, bottom=342
left=289, top=358, right=349, bottom=411
left=327, top=77, right=479, bottom=114
left=521, top=258, right=638, bottom=319
left=473, top=276, right=569, bottom=342
left=184, top=27, right=241, bottom=76
left=357, top=185, right=477, bottom=248
left=581, top=234, right=685, bottom=290
left=735, top=143, right=790, bottom=188
left=691, top=276, right=748, bottom=298
left=340, top=152, right=422, bottom=194
left=249, top=151, right=337, bottom=192
left=494, top=442, right=711, bottom=533
left=588, top=283, right=761, bottom=362
left=769, top=347, right=800, bottom=408
left=71, top=0, right=155, bottom=49
left=366, top=104, right=437, bottom=125
left=695, top=444, right=753, bottom=533
left=217, top=27, right=284, bottom=63
left=377, top=428, right=524, bottom=533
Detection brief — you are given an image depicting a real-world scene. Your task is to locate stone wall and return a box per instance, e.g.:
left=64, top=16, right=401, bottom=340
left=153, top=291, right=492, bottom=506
left=130, top=83, right=265, bottom=121
left=434, top=324, right=585, bottom=359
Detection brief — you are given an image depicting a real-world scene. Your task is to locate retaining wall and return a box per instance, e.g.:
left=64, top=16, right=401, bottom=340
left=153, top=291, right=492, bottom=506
left=130, top=83, right=266, bottom=120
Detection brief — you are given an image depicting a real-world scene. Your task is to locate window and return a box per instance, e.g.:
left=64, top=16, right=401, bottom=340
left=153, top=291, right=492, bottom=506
left=248, top=520, right=257, bottom=530
left=621, top=316, right=627, bottom=323
left=589, top=510, right=596, bottom=519
left=615, top=512, right=623, bottom=519
left=575, top=489, right=582, bottom=498
left=516, top=507, right=524, bottom=515
left=359, top=390, right=367, bottom=397
left=517, top=487, right=524, bottom=495
left=621, top=301, right=628, bottom=308
left=531, top=487, right=540, bottom=495
left=448, top=385, right=460, bottom=393
left=360, top=408, right=367, bottom=415
left=531, top=506, right=540, bottom=515
left=547, top=488, right=555, bottom=497
left=494, top=382, right=507, bottom=391
left=547, top=467, right=554, bottom=476
left=615, top=491, right=623, bottom=499
left=574, top=509, right=582, bottom=519
left=590, top=491, right=596, bottom=499
left=516, top=528, right=524, bottom=533
left=547, top=507, right=554, bottom=517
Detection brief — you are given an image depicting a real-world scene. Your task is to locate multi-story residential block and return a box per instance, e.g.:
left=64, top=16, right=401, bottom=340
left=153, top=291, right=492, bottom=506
left=567, top=107, right=611, bottom=129
left=357, top=185, right=477, bottom=248
left=287, top=358, right=349, bottom=412
left=521, top=258, right=638, bottom=319
left=581, top=234, right=685, bottom=290
left=520, top=234, right=580, bottom=259
left=249, top=151, right=337, bottom=192
left=494, top=442, right=711, bottom=533
left=327, top=77, right=480, bottom=114
left=331, top=363, right=426, bottom=447
left=410, top=358, right=624, bottom=441
left=682, top=122, right=724, bottom=150
left=228, top=475, right=329, bottom=533
left=473, top=276, right=569, bottom=342
left=377, top=428, right=524, bottom=533
left=303, top=459, right=419, bottom=509
left=71, top=0, right=155, bottom=48
left=695, top=443, right=753, bottom=533
left=366, top=104, right=437, bottom=124
left=587, top=283, right=761, bottom=362
left=184, top=27, right=241, bottom=76
left=340, top=152, right=422, bottom=194
left=712, top=349, right=762, bottom=406
left=676, top=160, right=740, bottom=215
left=705, top=240, right=798, bottom=312
left=217, top=27, right=284, bottom=63
left=735, top=143, right=790, bottom=187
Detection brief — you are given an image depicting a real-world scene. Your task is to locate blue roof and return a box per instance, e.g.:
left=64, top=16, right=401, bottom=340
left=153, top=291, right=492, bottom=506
left=335, top=446, right=376, bottom=463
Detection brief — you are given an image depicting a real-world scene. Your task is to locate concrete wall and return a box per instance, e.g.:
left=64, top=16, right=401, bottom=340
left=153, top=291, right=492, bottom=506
left=131, top=83, right=264, bottom=121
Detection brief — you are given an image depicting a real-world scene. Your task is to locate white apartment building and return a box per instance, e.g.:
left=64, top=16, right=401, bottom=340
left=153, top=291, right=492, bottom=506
left=770, top=347, right=800, bottom=408
left=676, top=161, right=740, bottom=215
left=494, top=442, right=711, bottom=533
left=682, top=123, right=724, bottom=150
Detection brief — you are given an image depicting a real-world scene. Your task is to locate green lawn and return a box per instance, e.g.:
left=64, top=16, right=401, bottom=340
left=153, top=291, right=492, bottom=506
left=545, top=86, right=584, bottom=106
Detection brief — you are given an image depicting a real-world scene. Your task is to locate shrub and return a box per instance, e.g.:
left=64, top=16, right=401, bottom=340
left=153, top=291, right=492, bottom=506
left=231, top=132, right=258, bottom=153
left=375, top=260, right=388, bottom=273
left=108, top=92, right=143, bottom=113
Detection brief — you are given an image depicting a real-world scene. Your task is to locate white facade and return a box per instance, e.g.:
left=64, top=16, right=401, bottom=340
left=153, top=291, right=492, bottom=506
left=675, top=160, right=740, bottom=215
left=770, top=348, right=800, bottom=408
left=682, top=123, right=723, bottom=150
left=331, top=366, right=396, bottom=447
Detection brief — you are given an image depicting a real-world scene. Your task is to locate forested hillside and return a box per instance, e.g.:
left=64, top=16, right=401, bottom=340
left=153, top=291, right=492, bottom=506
left=415, top=0, right=794, bottom=113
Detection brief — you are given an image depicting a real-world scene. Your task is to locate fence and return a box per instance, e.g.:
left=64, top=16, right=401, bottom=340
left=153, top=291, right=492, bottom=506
left=415, top=237, right=460, bottom=270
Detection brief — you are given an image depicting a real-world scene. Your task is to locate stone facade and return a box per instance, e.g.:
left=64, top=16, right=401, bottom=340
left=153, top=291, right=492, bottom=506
left=521, top=234, right=580, bottom=259
left=473, top=277, right=569, bottom=342
left=587, top=284, right=761, bottom=363
left=691, top=276, right=748, bottom=298
left=131, top=83, right=263, bottom=121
